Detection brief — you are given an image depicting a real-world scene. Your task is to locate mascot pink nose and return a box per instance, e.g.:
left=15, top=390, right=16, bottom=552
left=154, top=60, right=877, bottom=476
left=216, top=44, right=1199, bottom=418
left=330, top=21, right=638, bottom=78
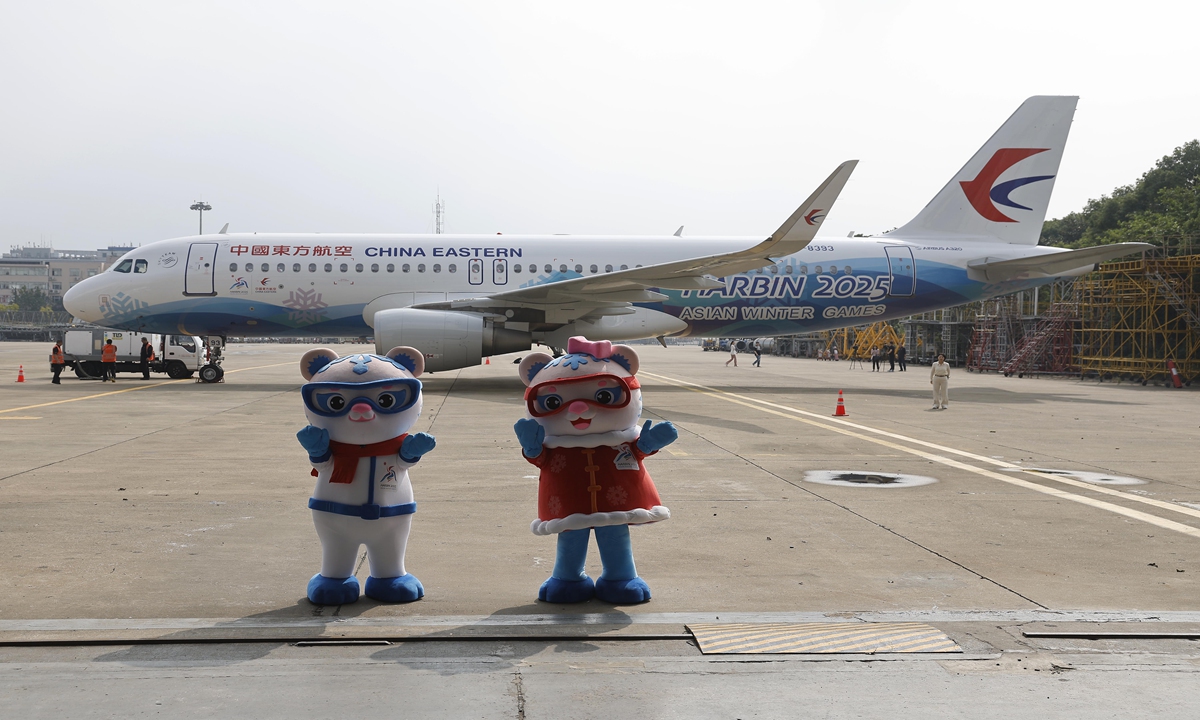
left=567, top=400, right=590, bottom=415
left=348, top=402, right=376, bottom=422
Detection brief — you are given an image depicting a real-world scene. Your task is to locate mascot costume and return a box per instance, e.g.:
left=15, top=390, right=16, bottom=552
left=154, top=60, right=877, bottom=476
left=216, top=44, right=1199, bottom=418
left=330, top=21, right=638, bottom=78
left=514, top=337, right=677, bottom=604
left=297, top=347, right=435, bottom=604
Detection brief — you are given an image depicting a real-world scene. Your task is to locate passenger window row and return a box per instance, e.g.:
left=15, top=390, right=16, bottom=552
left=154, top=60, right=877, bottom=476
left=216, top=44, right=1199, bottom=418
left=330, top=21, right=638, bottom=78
left=218, top=259, right=844, bottom=276
left=222, top=261, right=642, bottom=275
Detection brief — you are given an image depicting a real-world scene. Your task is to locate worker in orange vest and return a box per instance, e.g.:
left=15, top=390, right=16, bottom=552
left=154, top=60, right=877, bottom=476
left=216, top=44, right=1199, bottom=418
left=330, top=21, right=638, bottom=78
left=50, top=341, right=65, bottom=385
left=101, top=339, right=118, bottom=382
left=139, top=337, right=155, bottom=379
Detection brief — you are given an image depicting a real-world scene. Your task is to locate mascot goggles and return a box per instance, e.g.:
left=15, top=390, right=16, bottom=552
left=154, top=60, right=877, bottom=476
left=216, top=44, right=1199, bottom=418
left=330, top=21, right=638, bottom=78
left=524, top=372, right=640, bottom=417
left=302, top=377, right=421, bottom=417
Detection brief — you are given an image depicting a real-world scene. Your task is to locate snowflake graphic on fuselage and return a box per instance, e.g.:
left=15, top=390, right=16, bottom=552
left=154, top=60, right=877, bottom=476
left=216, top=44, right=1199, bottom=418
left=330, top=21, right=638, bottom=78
left=283, top=288, right=328, bottom=325
left=100, top=292, right=149, bottom=321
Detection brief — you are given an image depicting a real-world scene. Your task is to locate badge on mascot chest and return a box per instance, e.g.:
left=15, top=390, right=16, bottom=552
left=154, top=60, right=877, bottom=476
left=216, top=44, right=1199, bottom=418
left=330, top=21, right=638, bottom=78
left=613, top=444, right=639, bottom=471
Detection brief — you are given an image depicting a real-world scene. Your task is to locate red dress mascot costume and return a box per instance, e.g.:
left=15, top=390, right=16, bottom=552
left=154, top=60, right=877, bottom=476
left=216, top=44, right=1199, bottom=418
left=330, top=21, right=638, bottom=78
left=514, top=337, right=677, bottom=604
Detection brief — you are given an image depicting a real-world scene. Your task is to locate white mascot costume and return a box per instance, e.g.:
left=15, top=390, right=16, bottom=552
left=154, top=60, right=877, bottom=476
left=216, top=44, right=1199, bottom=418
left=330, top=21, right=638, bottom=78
left=297, top=346, right=435, bottom=605
left=514, top=337, right=678, bottom=604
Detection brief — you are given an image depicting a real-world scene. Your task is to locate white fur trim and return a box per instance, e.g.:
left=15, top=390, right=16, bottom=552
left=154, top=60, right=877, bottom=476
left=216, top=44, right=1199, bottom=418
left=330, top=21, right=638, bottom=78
left=530, top=506, right=670, bottom=535
left=543, top=426, right=640, bottom=449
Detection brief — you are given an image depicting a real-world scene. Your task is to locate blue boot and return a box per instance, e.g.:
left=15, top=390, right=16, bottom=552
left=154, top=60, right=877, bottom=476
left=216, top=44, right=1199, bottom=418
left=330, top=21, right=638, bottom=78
left=594, top=525, right=652, bottom=604
left=538, top=529, right=596, bottom=603
left=307, top=574, right=360, bottom=605
left=364, top=574, right=424, bottom=603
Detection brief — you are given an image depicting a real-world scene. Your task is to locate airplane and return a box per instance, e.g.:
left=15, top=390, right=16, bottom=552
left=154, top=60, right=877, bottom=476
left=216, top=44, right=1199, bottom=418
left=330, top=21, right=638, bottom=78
left=64, top=96, right=1151, bottom=375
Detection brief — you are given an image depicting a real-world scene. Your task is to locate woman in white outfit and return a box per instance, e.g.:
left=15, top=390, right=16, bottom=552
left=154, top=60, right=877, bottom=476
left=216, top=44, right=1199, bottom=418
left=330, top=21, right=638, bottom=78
left=930, top=353, right=950, bottom=409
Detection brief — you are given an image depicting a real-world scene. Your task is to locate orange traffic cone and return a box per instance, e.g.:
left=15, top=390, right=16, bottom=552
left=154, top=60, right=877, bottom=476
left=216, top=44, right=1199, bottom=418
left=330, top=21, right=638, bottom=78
left=832, top=389, right=848, bottom=417
left=16, top=365, right=25, bottom=383
left=484, top=356, right=491, bottom=365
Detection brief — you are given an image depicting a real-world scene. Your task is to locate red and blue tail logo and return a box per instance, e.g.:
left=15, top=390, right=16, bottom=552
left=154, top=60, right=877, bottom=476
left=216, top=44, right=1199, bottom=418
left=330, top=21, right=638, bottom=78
left=960, top=148, right=1055, bottom=222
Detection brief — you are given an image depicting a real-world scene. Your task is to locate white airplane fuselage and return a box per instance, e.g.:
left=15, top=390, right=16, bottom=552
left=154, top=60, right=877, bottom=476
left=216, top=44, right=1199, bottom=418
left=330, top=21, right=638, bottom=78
left=63, top=232, right=1080, bottom=347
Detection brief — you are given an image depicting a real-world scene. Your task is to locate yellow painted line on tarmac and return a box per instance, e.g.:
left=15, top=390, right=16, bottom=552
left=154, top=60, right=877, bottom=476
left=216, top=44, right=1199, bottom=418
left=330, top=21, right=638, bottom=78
left=0, top=416, right=41, bottom=420
left=0, top=362, right=294, bottom=415
left=643, top=371, right=1200, bottom=540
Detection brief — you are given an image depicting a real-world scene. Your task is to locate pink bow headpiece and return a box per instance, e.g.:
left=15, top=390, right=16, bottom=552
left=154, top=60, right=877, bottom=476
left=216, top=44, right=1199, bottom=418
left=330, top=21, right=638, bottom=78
left=567, top=336, right=612, bottom=359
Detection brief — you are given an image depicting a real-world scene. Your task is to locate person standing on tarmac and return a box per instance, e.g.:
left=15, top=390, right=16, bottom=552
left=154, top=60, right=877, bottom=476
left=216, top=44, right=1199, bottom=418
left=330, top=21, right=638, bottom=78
left=101, top=338, right=118, bottom=382
left=50, top=341, right=65, bottom=384
left=725, top=343, right=738, bottom=367
left=139, top=337, right=154, bottom=380
left=752, top=341, right=762, bottom=367
left=897, top=344, right=907, bottom=372
left=870, top=346, right=880, bottom=372
left=930, top=353, right=950, bottom=409
left=886, top=344, right=896, bottom=372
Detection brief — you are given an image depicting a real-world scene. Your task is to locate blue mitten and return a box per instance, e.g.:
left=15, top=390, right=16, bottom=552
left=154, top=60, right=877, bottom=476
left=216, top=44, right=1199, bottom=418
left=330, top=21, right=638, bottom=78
left=636, top=420, right=678, bottom=454
left=400, top=432, right=436, bottom=463
left=514, top=418, right=546, bottom=458
left=297, top=425, right=330, bottom=460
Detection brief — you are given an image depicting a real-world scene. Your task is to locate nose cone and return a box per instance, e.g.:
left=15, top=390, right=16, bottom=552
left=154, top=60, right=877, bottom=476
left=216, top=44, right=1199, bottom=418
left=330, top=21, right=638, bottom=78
left=63, top=275, right=102, bottom=322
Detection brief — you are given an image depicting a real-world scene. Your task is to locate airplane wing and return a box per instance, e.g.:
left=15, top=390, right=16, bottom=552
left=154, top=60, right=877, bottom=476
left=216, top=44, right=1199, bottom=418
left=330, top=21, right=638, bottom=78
left=410, top=161, right=857, bottom=318
left=967, top=242, right=1154, bottom=282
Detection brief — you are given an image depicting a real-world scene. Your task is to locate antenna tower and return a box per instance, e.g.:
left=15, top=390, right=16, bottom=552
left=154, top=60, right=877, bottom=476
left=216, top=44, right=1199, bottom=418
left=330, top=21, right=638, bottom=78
left=434, top=191, right=445, bottom=234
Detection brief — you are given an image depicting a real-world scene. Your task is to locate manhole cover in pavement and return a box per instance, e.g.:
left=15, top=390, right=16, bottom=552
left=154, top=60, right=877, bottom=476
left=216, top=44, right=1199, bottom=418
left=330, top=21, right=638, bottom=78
left=802, top=470, right=937, bottom=488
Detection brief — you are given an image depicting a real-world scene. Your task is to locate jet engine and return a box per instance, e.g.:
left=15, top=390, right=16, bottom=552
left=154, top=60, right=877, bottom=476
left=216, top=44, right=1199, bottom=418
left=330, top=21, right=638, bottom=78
left=372, top=308, right=531, bottom=373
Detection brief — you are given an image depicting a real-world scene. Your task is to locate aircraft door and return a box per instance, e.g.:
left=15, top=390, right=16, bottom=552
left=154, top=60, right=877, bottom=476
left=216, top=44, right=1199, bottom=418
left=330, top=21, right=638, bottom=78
left=884, top=246, right=916, bottom=297
left=184, top=242, right=219, bottom=296
left=468, top=259, right=483, bottom=285
left=493, top=258, right=508, bottom=285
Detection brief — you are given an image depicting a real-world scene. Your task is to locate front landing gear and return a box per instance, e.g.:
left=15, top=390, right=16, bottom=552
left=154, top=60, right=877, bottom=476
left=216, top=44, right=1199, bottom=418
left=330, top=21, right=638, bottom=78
left=198, top=336, right=226, bottom=383
left=198, top=364, right=224, bottom=383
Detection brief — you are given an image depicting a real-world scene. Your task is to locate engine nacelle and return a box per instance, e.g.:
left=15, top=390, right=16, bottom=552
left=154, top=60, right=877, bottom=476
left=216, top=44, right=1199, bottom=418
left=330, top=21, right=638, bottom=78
left=373, top=308, right=531, bottom=373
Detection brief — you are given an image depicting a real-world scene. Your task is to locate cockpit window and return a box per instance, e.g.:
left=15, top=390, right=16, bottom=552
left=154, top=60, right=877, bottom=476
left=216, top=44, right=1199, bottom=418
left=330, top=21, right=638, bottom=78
left=114, top=259, right=133, bottom=273
left=134, top=259, right=148, bottom=273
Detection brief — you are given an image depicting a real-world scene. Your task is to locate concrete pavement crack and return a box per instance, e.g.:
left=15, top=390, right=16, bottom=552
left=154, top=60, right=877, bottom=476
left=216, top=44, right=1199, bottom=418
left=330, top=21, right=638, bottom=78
left=421, top=371, right=459, bottom=432
left=512, top=667, right=526, bottom=720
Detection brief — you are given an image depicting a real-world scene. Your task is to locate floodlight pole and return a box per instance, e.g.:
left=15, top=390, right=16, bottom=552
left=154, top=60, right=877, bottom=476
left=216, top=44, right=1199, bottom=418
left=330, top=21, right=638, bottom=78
left=190, top=201, right=212, bottom=234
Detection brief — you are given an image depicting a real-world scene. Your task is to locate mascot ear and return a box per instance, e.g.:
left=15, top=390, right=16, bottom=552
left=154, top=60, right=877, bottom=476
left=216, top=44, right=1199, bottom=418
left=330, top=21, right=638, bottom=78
left=609, top=345, right=640, bottom=375
left=301, top=348, right=339, bottom=380
left=518, top=352, right=554, bottom=386
left=386, top=346, right=425, bottom=377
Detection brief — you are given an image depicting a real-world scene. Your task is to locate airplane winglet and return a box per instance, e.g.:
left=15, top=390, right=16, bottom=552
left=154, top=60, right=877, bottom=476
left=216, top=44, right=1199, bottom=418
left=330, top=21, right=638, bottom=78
left=757, top=160, right=858, bottom=256
left=674, top=226, right=684, bottom=237
left=218, top=223, right=229, bottom=234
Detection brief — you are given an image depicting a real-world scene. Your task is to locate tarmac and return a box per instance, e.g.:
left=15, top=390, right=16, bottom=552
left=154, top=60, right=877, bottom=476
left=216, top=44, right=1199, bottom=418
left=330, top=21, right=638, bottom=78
left=1, top=340, right=1198, bottom=718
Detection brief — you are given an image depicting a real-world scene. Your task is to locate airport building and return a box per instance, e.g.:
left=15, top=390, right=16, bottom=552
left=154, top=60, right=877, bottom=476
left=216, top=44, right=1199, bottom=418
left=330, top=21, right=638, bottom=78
left=0, top=245, right=130, bottom=308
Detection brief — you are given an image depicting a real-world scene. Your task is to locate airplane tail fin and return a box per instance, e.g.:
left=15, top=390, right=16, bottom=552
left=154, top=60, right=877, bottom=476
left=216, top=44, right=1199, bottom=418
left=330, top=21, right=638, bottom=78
left=888, top=96, right=1078, bottom=246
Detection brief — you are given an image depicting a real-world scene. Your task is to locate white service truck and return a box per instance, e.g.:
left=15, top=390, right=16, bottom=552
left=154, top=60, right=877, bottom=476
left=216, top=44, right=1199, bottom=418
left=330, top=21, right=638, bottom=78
left=59, top=328, right=215, bottom=381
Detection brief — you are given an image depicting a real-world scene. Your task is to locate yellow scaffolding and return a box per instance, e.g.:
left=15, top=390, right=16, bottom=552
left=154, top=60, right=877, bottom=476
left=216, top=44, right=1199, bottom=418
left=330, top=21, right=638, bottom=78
left=1075, top=252, right=1200, bottom=385
left=818, top=322, right=904, bottom=360
left=847, top=321, right=904, bottom=360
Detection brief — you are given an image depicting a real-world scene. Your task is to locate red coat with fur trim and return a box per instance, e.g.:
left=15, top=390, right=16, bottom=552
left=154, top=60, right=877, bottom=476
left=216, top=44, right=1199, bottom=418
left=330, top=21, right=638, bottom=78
left=527, top=443, right=665, bottom=532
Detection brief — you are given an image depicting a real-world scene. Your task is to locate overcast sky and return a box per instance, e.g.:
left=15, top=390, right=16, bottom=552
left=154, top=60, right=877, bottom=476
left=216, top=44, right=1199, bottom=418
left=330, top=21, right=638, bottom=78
left=2, top=1, right=1196, bottom=249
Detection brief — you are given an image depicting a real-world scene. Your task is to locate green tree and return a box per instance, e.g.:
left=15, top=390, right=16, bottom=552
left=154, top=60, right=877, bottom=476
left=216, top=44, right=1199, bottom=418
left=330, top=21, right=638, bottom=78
left=1041, top=140, right=1200, bottom=248
left=12, top=286, right=50, bottom=311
